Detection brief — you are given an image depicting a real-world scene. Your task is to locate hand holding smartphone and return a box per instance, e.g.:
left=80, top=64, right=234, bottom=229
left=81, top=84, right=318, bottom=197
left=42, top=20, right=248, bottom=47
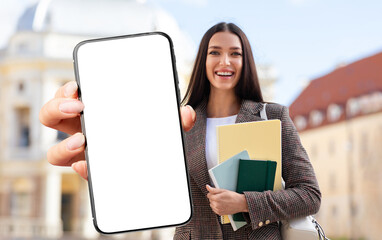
left=73, top=32, right=192, bottom=234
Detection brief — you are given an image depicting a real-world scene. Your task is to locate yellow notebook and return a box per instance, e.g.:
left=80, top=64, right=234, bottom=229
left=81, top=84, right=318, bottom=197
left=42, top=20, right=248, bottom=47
left=217, top=119, right=282, bottom=224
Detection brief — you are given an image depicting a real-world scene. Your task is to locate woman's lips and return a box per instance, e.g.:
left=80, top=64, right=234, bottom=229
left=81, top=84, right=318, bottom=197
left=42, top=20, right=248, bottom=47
left=215, top=71, right=235, bottom=79
left=216, top=71, right=234, bottom=76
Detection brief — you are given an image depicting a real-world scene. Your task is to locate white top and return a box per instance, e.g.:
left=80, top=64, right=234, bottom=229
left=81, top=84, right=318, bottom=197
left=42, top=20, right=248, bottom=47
left=205, top=115, right=237, bottom=170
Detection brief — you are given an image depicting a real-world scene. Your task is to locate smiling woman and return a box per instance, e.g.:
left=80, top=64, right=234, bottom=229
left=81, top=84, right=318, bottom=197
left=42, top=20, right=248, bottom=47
left=37, top=20, right=321, bottom=239
left=176, top=22, right=321, bottom=240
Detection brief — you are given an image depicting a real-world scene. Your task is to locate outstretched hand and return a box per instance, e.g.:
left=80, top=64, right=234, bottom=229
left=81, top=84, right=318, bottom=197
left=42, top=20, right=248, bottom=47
left=39, top=81, right=196, bottom=180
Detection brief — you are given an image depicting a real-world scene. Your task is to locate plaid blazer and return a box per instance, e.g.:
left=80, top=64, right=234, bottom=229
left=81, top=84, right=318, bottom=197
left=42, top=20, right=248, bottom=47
left=174, top=99, right=321, bottom=240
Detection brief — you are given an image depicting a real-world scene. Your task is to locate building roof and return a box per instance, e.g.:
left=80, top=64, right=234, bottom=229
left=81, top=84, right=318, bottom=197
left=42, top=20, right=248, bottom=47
left=16, top=0, right=169, bottom=35
left=13, top=0, right=195, bottom=77
left=290, top=51, right=382, bottom=120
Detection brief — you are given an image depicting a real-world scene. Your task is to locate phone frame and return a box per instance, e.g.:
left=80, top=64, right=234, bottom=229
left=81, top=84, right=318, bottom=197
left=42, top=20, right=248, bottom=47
left=73, top=32, right=193, bottom=234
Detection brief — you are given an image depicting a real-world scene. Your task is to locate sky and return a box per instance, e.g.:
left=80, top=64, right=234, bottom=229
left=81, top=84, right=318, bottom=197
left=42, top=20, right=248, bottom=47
left=1, top=0, right=382, bottom=105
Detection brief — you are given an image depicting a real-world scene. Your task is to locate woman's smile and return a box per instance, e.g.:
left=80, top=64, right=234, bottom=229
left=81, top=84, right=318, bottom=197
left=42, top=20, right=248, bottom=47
left=215, top=68, right=235, bottom=80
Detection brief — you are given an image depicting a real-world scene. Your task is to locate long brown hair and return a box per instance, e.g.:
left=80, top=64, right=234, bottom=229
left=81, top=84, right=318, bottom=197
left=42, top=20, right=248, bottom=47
left=181, top=22, right=264, bottom=108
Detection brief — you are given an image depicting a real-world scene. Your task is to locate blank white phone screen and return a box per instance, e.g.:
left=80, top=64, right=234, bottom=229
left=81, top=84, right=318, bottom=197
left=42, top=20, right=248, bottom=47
left=74, top=33, right=192, bottom=234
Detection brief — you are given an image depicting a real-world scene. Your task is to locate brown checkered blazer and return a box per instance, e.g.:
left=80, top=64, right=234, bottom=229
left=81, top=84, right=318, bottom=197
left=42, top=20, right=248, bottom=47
left=174, top=99, right=321, bottom=240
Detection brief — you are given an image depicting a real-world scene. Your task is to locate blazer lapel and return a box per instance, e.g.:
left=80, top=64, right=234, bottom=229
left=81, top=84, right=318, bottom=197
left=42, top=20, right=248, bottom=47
left=185, top=99, right=265, bottom=196
left=186, top=100, right=210, bottom=196
left=236, top=99, right=264, bottom=123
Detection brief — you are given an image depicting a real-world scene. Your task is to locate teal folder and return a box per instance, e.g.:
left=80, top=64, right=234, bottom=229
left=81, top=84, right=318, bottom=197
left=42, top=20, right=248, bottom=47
left=208, top=150, right=250, bottom=231
left=233, top=159, right=277, bottom=221
left=208, top=150, right=250, bottom=192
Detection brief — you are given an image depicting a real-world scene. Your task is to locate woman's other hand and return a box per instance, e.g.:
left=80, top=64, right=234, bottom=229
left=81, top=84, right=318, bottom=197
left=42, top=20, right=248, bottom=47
left=39, top=81, right=196, bottom=180
left=206, top=184, right=248, bottom=216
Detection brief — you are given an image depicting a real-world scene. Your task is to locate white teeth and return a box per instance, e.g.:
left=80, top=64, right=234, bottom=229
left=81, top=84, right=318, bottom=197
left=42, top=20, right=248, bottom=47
left=216, top=72, right=233, bottom=76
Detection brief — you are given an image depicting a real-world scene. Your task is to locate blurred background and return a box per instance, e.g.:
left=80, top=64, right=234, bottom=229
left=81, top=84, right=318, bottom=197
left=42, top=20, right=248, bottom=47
left=0, top=0, right=381, bottom=239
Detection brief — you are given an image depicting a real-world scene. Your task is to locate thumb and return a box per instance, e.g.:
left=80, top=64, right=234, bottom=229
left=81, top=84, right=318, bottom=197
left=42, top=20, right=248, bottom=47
left=180, top=105, right=196, bottom=132
left=206, top=184, right=222, bottom=194
left=72, top=160, right=88, bottom=180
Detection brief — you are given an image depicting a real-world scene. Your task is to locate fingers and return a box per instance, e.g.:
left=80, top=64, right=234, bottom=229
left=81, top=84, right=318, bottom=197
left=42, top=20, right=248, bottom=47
left=208, top=196, right=222, bottom=216
left=206, top=185, right=232, bottom=215
left=207, top=186, right=248, bottom=215
left=40, top=97, right=84, bottom=125
left=72, top=160, right=88, bottom=180
left=39, top=81, right=83, bottom=134
left=209, top=205, right=220, bottom=216
left=206, top=185, right=225, bottom=203
left=206, top=184, right=223, bottom=194
left=180, top=105, right=196, bottom=132
left=47, top=133, right=85, bottom=166
left=43, top=82, right=87, bottom=181
left=39, top=98, right=83, bottom=134
left=55, top=81, right=79, bottom=99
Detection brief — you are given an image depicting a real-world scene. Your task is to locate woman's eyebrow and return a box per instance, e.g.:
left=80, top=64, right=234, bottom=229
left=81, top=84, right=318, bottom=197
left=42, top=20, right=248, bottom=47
left=208, top=46, right=222, bottom=49
left=208, top=46, right=242, bottom=50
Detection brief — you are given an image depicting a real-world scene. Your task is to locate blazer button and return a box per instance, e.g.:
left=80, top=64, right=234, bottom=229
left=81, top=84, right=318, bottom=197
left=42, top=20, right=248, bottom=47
left=265, top=220, right=270, bottom=225
left=258, top=222, right=264, bottom=227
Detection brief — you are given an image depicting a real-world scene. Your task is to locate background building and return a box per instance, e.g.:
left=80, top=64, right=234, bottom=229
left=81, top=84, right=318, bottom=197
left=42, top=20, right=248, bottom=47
left=0, top=0, right=277, bottom=239
left=0, top=0, right=194, bottom=239
left=289, top=52, right=382, bottom=240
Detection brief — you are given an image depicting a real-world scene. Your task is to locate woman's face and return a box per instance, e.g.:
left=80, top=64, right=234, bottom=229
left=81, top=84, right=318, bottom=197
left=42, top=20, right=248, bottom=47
left=206, top=31, right=243, bottom=93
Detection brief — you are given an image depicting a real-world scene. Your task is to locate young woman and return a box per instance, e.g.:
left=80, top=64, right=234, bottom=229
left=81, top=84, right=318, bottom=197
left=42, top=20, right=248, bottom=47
left=40, top=22, right=321, bottom=240
left=174, top=22, right=321, bottom=239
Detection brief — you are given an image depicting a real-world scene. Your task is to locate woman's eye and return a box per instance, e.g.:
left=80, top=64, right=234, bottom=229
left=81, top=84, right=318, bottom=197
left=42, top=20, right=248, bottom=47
left=232, top=52, right=242, bottom=56
left=209, top=51, right=219, bottom=55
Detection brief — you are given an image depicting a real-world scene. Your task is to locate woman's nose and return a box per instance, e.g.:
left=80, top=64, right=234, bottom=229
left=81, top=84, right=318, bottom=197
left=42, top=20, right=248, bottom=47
left=219, top=54, right=230, bottom=66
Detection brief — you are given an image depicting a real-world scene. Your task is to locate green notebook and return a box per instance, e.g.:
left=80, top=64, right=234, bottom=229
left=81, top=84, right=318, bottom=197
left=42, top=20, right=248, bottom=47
left=234, top=159, right=277, bottom=221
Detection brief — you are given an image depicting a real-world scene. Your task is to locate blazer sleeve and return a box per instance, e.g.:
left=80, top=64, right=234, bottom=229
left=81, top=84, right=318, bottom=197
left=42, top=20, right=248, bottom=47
left=242, top=105, right=321, bottom=230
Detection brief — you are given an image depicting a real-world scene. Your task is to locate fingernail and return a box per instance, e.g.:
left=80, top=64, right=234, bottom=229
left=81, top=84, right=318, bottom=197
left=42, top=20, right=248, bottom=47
left=59, top=100, right=84, bottom=113
left=64, top=81, right=78, bottom=97
left=72, top=162, right=78, bottom=170
left=186, top=105, right=196, bottom=121
left=67, top=133, right=85, bottom=151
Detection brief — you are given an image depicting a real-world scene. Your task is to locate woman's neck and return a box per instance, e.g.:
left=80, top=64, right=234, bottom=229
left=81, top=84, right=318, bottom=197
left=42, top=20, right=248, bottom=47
left=207, top=90, right=240, bottom=118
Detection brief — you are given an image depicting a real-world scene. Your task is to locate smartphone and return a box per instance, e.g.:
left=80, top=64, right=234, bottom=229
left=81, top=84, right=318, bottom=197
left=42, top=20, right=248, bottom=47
left=73, top=32, right=192, bottom=234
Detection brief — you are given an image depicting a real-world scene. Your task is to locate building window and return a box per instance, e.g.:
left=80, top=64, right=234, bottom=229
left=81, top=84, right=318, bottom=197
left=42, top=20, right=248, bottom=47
left=328, top=139, right=335, bottom=155
left=20, top=126, right=30, bottom=147
left=331, top=205, right=337, bottom=217
left=370, top=91, right=382, bottom=112
left=361, top=132, right=368, bottom=154
left=346, top=98, right=360, bottom=117
left=18, top=81, right=25, bottom=93
left=327, top=104, right=342, bottom=122
left=310, top=110, right=324, bottom=126
left=351, top=203, right=358, bottom=217
left=359, top=95, right=373, bottom=114
left=329, top=172, right=336, bottom=191
left=294, top=116, right=307, bottom=131
left=57, top=131, right=69, bottom=141
left=310, top=143, right=317, bottom=160
left=15, top=107, right=31, bottom=147
left=10, top=192, right=32, bottom=217
left=17, top=42, right=29, bottom=53
left=346, top=137, right=353, bottom=152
